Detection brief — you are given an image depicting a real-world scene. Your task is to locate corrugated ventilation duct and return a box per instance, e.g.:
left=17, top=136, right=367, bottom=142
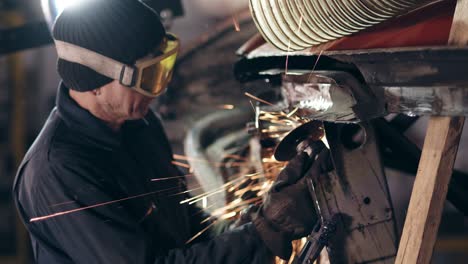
left=249, top=0, right=439, bottom=51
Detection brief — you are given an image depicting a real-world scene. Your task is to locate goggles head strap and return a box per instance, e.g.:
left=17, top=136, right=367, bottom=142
left=54, top=39, right=137, bottom=87
left=119, top=65, right=137, bottom=87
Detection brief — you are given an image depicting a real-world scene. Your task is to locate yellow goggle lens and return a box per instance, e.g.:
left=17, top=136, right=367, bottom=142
left=140, top=51, right=178, bottom=95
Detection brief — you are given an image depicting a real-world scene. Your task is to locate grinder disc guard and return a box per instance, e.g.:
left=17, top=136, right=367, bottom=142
left=274, top=120, right=325, bottom=161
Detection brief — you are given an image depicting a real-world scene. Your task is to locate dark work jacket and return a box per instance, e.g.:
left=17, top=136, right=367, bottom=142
left=13, top=83, right=271, bottom=264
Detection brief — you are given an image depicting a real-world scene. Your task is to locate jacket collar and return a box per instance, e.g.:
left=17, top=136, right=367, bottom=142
left=56, top=82, right=122, bottom=149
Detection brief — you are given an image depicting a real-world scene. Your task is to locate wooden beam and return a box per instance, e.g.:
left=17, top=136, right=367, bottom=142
left=449, top=0, right=468, bottom=46
left=396, top=1, right=468, bottom=262
left=395, top=117, right=464, bottom=263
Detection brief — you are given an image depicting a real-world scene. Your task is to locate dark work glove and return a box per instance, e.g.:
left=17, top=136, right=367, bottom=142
left=253, top=149, right=333, bottom=260
left=231, top=205, right=259, bottom=228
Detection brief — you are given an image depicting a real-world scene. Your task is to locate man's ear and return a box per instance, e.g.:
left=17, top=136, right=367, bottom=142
left=92, top=88, right=102, bottom=96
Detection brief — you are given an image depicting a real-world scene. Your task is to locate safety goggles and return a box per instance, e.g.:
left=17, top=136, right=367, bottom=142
left=54, top=33, right=180, bottom=97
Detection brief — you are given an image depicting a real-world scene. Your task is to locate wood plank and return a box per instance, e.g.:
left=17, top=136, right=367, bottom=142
left=395, top=117, right=464, bottom=263
left=396, top=1, right=468, bottom=262
left=449, top=0, right=468, bottom=45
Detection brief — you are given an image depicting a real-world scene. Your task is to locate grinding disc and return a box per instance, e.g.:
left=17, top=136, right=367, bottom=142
left=274, top=120, right=325, bottom=161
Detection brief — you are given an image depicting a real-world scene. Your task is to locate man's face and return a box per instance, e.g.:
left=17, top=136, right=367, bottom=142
left=97, top=80, right=155, bottom=120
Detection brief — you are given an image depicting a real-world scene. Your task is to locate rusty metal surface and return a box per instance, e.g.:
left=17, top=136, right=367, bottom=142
left=235, top=45, right=468, bottom=118
left=282, top=71, right=386, bottom=122
left=310, top=123, right=398, bottom=263
left=384, top=86, right=468, bottom=116
left=239, top=45, right=468, bottom=88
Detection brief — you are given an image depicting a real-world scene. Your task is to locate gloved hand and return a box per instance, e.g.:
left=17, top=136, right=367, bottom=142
left=253, top=149, right=333, bottom=260
left=232, top=204, right=259, bottom=228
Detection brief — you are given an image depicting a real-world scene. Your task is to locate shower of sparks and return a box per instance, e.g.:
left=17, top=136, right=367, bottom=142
left=39, top=179, right=208, bottom=222
left=244, top=92, right=275, bottom=106
left=169, top=180, right=226, bottom=199
left=36, top=106, right=317, bottom=264
left=188, top=189, right=225, bottom=205
left=180, top=174, right=244, bottom=204
left=39, top=182, right=212, bottom=223
left=177, top=109, right=301, bottom=229
left=31, top=190, right=163, bottom=223
left=206, top=107, right=314, bottom=261
left=211, top=197, right=262, bottom=218
left=191, top=203, right=217, bottom=217
left=232, top=14, right=240, bottom=32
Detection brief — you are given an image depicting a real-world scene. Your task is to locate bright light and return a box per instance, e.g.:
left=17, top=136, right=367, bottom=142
left=55, top=0, right=83, bottom=14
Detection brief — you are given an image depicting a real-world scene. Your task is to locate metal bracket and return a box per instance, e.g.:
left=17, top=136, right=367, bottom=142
left=308, top=122, right=398, bottom=263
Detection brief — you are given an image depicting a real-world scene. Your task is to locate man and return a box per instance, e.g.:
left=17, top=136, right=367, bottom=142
left=13, top=0, right=323, bottom=263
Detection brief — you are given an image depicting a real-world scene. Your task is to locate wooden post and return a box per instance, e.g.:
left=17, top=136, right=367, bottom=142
left=395, top=117, right=464, bottom=263
left=395, top=1, right=468, bottom=263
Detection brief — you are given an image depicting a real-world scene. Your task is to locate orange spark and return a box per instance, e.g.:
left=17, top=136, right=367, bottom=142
left=188, top=189, right=226, bottom=205
left=191, top=203, right=217, bottom=217
left=48, top=201, right=76, bottom=208
left=180, top=174, right=244, bottom=204
left=221, top=211, right=237, bottom=219
left=172, top=161, right=191, bottom=169
left=186, top=220, right=219, bottom=244
left=312, top=50, right=324, bottom=72
left=286, top=107, right=299, bottom=118
left=169, top=180, right=228, bottom=199
left=217, top=104, right=235, bottom=110
left=297, top=14, right=304, bottom=33
left=172, top=154, right=246, bottom=167
left=224, top=154, right=248, bottom=161
left=31, top=191, right=161, bottom=222
left=244, top=92, right=274, bottom=106
left=151, top=174, right=194, bottom=182
left=249, top=100, right=258, bottom=120
left=232, top=14, right=240, bottom=32
left=33, top=181, right=200, bottom=223
left=308, top=50, right=324, bottom=82
left=285, top=39, right=291, bottom=75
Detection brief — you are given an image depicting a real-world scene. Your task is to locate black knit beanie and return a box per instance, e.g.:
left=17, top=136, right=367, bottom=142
left=52, top=0, right=166, bottom=92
